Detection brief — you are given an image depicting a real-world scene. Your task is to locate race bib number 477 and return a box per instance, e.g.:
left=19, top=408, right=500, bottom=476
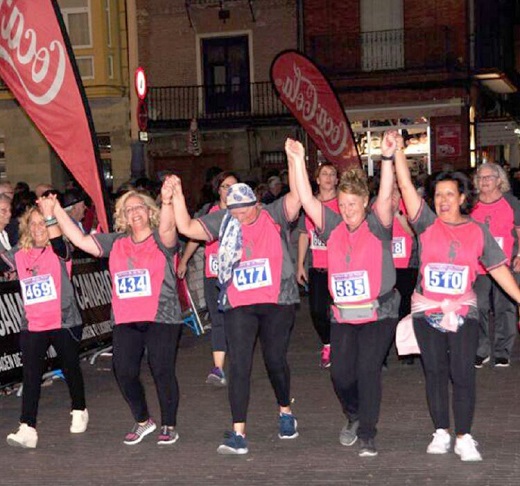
left=115, top=269, right=152, bottom=299
left=424, top=263, right=469, bottom=295
left=233, top=259, right=272, bottom=291
left=21, top=274, right=57, bottom=305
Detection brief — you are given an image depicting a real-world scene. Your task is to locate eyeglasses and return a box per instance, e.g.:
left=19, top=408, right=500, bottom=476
left=477, top=175, right=498, bottom=181
left=220, top=183, right=233, bottom=191
left=124, top=204, right=147, bottom=216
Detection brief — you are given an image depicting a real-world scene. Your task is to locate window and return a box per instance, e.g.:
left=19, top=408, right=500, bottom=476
left=59, top=0, right=92, bottom=48
left=105, top=0, right=112, bottom=47
left=202, top=35, right=251, bottom=115
left=360, top=0, right=404, bottom=71
left=0, top=137, right=5, bottom=181
left=76, top=56, right=94, bottom=79
left=108, top=55, right=114, bottom=79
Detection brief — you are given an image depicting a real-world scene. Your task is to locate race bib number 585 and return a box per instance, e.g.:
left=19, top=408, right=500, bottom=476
left=115, top=269, right=152, bottom=299
left=21, top=274, right=57, bottom=305
left=424, top=263, right=469, bottom=295
left=331, top=270, right=370, bottom=303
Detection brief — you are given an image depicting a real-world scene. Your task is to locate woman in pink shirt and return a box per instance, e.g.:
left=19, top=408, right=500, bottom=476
left=1, top=207, right=87, bottom=448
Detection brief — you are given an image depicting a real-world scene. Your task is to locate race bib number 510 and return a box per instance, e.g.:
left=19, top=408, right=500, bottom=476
left=233, top=259, right=272, bottom=291
left=21, top=274, right=57, bottom=305
left=115, top=269, right=152, bottom=299
left=424, top=263, right=469, bottom=295
left=331, top=270, right=370, bottom=303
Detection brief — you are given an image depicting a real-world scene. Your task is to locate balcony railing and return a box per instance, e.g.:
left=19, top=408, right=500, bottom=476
left=308, top=26, right=456, bottom=76
left=148, top=81, right=293, bottom=129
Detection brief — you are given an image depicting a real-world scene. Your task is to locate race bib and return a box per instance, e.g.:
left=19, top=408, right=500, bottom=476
left=424, top=263, right=469, bottom=295
left=392, top=236, right=407, bottom=259
left=115, top=269, right=152, bottom=299
left=494, top=237, right=504, bottom=250
left=310, top=230, right=326, bottom=250
left=233, top=258, right=272, bottom=291
left=208, top=253, right=218, bottom=276
left=21, top=274, right=57, bottom=306
left=331, top=270, right=370, bottom=303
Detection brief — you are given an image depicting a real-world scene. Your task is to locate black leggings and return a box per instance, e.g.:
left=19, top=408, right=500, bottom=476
left=413, top=316, right=479, bottom=435
left=224, top=304, right=295, bottom=423
left=204, top=277, right=226, bottom=353
left=20, top=327, right=86, bottom=428
left=330, top=318, right=397, bottom=440
left=112, top=322, right=182, bottom=426
left=308, top=268, right=331, bottom=345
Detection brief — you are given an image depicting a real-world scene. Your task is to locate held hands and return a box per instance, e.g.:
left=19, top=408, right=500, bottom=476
left=161, top=175, right=175, bottom=205
left=285, top=138, right=305, bottom=166
left=381, top=130, right=398, bottom=159
left=169, top=175, right=184, bottom=199
left=37, top=193, right=58, bottom=218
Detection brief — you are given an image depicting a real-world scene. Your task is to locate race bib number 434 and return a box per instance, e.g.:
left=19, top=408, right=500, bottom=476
left=21, top=274, right=57, bottom=305
left=115, top=269, right=152, bottom=299
left=331, top=270, right=370, bottom=303
left=233, top=259, right=272, bottom=291
left=424, top=263, right=469, bottom=295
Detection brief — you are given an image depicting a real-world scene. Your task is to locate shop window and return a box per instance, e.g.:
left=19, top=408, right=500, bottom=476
left=59, top=0, right=92, bottom=48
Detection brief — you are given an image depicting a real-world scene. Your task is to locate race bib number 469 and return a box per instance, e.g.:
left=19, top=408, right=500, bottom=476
left=424, top=263, right=469, bottom=295
left=331, top=270, right=370, bottom=303
left=233, top=259, right=272, bottom=291
left=115, top=269, right=152, bottom=299
left=21, top=274, right=57, bottom=305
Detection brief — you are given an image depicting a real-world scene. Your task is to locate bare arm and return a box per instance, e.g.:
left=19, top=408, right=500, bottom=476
left=373, top=131, right=396, bottom=226
left=38, top=195, right=101, bottom=256
left=297, top=231, right=309, bottom=285
left=177, top=240, right=200, bottom=279
left=489, top=264, right=520, bottom=303
left=288, top=139, right=323, bottom=230
left=513, top=227, right=520, bottom=272
left=394, top=135, right=421, bottom=220
left=158, top=175, right=177, bottom=249
left=170, top=176, right=210, bottom=241
left=283, top=138, right=302, bottom=221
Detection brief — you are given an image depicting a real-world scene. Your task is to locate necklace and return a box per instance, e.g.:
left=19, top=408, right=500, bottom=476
left=25, top=246, right=47, bottom=276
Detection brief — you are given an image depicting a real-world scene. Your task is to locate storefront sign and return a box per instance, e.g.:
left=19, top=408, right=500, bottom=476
left=270, top=50, right=360, bottom=169
left=435, top=124, right=462, bottom=158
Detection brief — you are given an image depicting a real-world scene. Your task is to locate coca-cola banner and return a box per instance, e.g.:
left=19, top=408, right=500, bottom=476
left=0, top=0, right=109, bottom=231
left=270, top=50, right=360, bottom=169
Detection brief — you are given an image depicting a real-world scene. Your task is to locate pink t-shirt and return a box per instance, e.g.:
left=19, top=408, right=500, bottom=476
left=15, top=247, right=71, bottom=332
left=300, top=197, right=339, bottom=269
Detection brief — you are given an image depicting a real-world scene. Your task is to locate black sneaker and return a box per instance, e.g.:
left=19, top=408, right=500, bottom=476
left=494, top=357, right=510, bottom=368
left=359, top=437, right=378, bottom=457
left=474, top=356, right=490, bottom=369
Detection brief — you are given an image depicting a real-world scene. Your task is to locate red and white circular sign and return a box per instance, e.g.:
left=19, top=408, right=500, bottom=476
left=135, top=67, right=147, bottom=100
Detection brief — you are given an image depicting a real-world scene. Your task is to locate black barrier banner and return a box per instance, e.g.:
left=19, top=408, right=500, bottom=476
left=0, top=256, right=113, bottom=388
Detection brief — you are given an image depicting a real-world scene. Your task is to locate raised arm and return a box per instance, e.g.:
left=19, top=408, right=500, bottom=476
left=374, top=131, right=397, bottom=226
left=288, top=138, right=323, bottom=230
left=158, top=175, right=177, bottom=249
left=170, top=176, right=210, bottom=241
left=394, top=134, right=421, bottom=220
left=283, top=138, right=302, bottom=221
left=38, top=194, right=101, bottom=256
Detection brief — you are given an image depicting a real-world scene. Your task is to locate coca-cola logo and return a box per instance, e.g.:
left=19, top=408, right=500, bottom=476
left=274, top=63, right=348, bottom=158
left=0, top=1, right=65, bottom=105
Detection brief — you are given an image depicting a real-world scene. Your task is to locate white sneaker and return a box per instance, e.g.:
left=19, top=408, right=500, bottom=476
left=454, top=434, right=482, bottom=461
left=6, top=423, right=38, bottom=448
left=70, top=409, right=89, bottom=434
left=427, top=428, right=451, bottom=454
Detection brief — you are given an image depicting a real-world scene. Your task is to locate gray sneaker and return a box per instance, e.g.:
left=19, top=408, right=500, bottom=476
left=339, top=419, right=359, bottom=446
left=359, top=437, right=378, bottom=457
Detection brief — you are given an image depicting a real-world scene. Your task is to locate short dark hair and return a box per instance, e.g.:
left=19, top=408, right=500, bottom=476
left=430, top=171, right=476, bottom=215
left=212, top=171, right=241, bottom=198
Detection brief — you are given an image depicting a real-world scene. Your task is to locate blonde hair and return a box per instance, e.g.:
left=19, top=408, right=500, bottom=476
left=338, top=168, right=369, bottom=199
left=113, top=190, right=160, bottom=233
left=18, top=206, right=48, bottom=250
